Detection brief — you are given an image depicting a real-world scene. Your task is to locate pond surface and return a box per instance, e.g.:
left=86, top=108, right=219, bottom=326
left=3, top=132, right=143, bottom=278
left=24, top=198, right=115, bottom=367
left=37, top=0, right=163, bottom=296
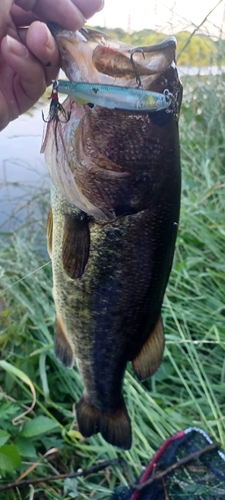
left=0, top=96, right=51, bottom=234
left=179, top=65, right=225, bottom=76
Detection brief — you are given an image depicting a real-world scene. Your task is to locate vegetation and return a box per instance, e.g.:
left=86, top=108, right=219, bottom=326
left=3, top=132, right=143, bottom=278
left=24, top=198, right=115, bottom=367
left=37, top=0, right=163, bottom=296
left=1, top=73, right=225, bottom=499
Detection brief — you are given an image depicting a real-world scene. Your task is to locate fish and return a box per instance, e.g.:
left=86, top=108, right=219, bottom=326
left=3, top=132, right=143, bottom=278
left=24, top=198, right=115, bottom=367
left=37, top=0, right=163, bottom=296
left=56, top=80, right=174, bottom=112
left=42, top=25, right=182, bottom=450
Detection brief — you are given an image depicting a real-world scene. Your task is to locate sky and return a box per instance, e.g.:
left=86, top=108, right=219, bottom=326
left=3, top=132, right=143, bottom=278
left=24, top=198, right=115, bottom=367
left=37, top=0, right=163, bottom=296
left=88, top=0, right=225, bottom=37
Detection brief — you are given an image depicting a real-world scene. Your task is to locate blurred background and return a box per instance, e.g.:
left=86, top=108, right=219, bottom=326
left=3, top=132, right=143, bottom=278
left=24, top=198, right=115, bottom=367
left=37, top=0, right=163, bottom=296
left=1, top=2, right=225, bottom=499
left=89, top=0, right=225, bottom=36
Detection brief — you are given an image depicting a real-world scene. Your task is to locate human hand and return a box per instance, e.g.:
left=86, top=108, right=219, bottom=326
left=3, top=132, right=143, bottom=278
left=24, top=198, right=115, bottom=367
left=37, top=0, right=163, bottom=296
left=0, top=0, right=103, bottom=130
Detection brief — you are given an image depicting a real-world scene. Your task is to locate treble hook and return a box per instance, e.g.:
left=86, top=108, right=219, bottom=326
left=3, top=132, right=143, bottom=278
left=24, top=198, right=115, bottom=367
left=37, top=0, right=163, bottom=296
left=130, top=48, right=145, bottom=88
left=42, top=80, right=71, bottom=124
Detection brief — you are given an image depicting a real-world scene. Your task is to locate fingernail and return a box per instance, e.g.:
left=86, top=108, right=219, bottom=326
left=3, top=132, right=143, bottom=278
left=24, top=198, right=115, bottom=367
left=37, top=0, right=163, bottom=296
left=6, top=35, right=28, bottom=57
left=45, top=29, right=55, bottom=52
left=76, top=11, right=86, bottom=29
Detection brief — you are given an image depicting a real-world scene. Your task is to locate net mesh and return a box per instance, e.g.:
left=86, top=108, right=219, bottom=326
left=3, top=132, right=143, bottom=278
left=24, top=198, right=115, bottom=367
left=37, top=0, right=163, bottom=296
left=111, top=428, right=225, bottom=500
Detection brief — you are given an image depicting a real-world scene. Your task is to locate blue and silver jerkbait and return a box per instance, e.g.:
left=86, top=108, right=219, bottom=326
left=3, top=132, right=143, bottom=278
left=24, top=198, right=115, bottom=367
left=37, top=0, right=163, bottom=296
left=56, top=80, right=173, bottom=113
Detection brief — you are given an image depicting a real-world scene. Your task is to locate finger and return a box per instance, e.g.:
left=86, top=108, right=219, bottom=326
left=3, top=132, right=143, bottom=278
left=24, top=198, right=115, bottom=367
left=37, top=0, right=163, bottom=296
left=14, top=1, right=36, bottom=11
left=16, top=0, right=85, bottom=31
left=15, top=0, right=104, bottom=18
left=71, top=0, right=104, bottom=19
left=1, top=35, right=46, bottom=114
left=14, top=0, right=104, bottom=31
left=26, top=22, right=60, bottom=86
left=11, top=5, right=38, bottom=27
left=0, top=0, right=14, bottom=21
left=14, top=0, right=104, bottom=22
left=0, top=0, right=14, bottom=41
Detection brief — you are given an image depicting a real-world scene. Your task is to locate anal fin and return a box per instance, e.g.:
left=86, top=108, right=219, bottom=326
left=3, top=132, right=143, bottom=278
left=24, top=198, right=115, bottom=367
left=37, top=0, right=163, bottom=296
left=62, top=212, right=90, bottom=279
left=132, top=315, right=165, bottom=381
left=54, top=315, right=74, bottom=368
left=76, top=396, right=132, bottom=450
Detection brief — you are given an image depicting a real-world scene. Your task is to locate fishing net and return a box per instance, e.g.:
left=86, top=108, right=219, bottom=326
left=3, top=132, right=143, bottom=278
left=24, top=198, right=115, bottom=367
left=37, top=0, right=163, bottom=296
left=111, top=427, right=225, bottom=500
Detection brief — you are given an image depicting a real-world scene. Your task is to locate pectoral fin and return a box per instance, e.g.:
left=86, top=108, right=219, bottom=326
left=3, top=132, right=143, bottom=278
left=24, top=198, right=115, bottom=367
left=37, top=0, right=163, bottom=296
left=54, top=315, right=74, bottom=368
left=47, top=208, right=53, bottom=258
left=132, top=316, right=165, bottom=381
left=62, top=212, right=90, bottom=279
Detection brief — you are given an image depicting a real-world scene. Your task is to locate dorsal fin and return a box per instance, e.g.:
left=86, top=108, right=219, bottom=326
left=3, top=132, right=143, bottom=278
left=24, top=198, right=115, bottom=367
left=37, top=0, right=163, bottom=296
left=132, top=316, right=165, bottom=381
left=62, top=212, right=90, bottom=279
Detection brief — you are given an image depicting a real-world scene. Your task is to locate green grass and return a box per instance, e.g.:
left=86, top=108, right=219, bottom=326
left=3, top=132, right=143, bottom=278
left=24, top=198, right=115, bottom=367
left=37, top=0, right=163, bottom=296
left=0, top=73, right=225, bottom=499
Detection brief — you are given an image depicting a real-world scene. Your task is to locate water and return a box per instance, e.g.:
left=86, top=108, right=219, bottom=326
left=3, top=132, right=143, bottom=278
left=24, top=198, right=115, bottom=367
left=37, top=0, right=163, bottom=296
left=0, top=97, right=50, bottom=233
left=179, top=65, right=225, bottom=76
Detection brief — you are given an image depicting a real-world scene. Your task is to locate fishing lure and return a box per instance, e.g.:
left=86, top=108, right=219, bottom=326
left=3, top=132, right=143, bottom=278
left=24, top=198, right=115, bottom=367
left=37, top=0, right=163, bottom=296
left=41, top=80, right=71, bottom=155
left=56, top=80, right=173, bottom=113
left=42, top=80, right=71, bottom=123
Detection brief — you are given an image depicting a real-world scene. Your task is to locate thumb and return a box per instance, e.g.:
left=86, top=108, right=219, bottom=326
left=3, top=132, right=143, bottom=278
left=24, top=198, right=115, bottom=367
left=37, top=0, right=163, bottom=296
left=1, top=34, right=46, bottom=114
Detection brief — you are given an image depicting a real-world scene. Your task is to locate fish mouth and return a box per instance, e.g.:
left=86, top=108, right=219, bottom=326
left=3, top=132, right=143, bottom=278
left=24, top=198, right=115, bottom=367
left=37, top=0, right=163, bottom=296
left=44, top=25, right=182, bottom=221
left=49, top=23, right=180, bottom=94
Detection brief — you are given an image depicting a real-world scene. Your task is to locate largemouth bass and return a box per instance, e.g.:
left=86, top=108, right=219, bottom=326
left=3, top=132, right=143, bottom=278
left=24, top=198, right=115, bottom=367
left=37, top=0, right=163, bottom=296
left=43, top=26, right=182, bottom=450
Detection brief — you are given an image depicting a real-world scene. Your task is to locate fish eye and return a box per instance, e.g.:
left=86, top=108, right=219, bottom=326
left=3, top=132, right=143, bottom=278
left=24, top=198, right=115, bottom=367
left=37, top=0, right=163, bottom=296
left=87, top=102, right=94, bottom=108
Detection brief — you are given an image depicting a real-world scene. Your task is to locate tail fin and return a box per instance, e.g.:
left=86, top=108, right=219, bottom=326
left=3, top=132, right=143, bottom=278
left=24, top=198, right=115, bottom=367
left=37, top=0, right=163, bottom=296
left=100, top=402, right=132, bottom=450
left=76, top=397, right=101, bottom=437
left=76, top=396, right=132, bottom=450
